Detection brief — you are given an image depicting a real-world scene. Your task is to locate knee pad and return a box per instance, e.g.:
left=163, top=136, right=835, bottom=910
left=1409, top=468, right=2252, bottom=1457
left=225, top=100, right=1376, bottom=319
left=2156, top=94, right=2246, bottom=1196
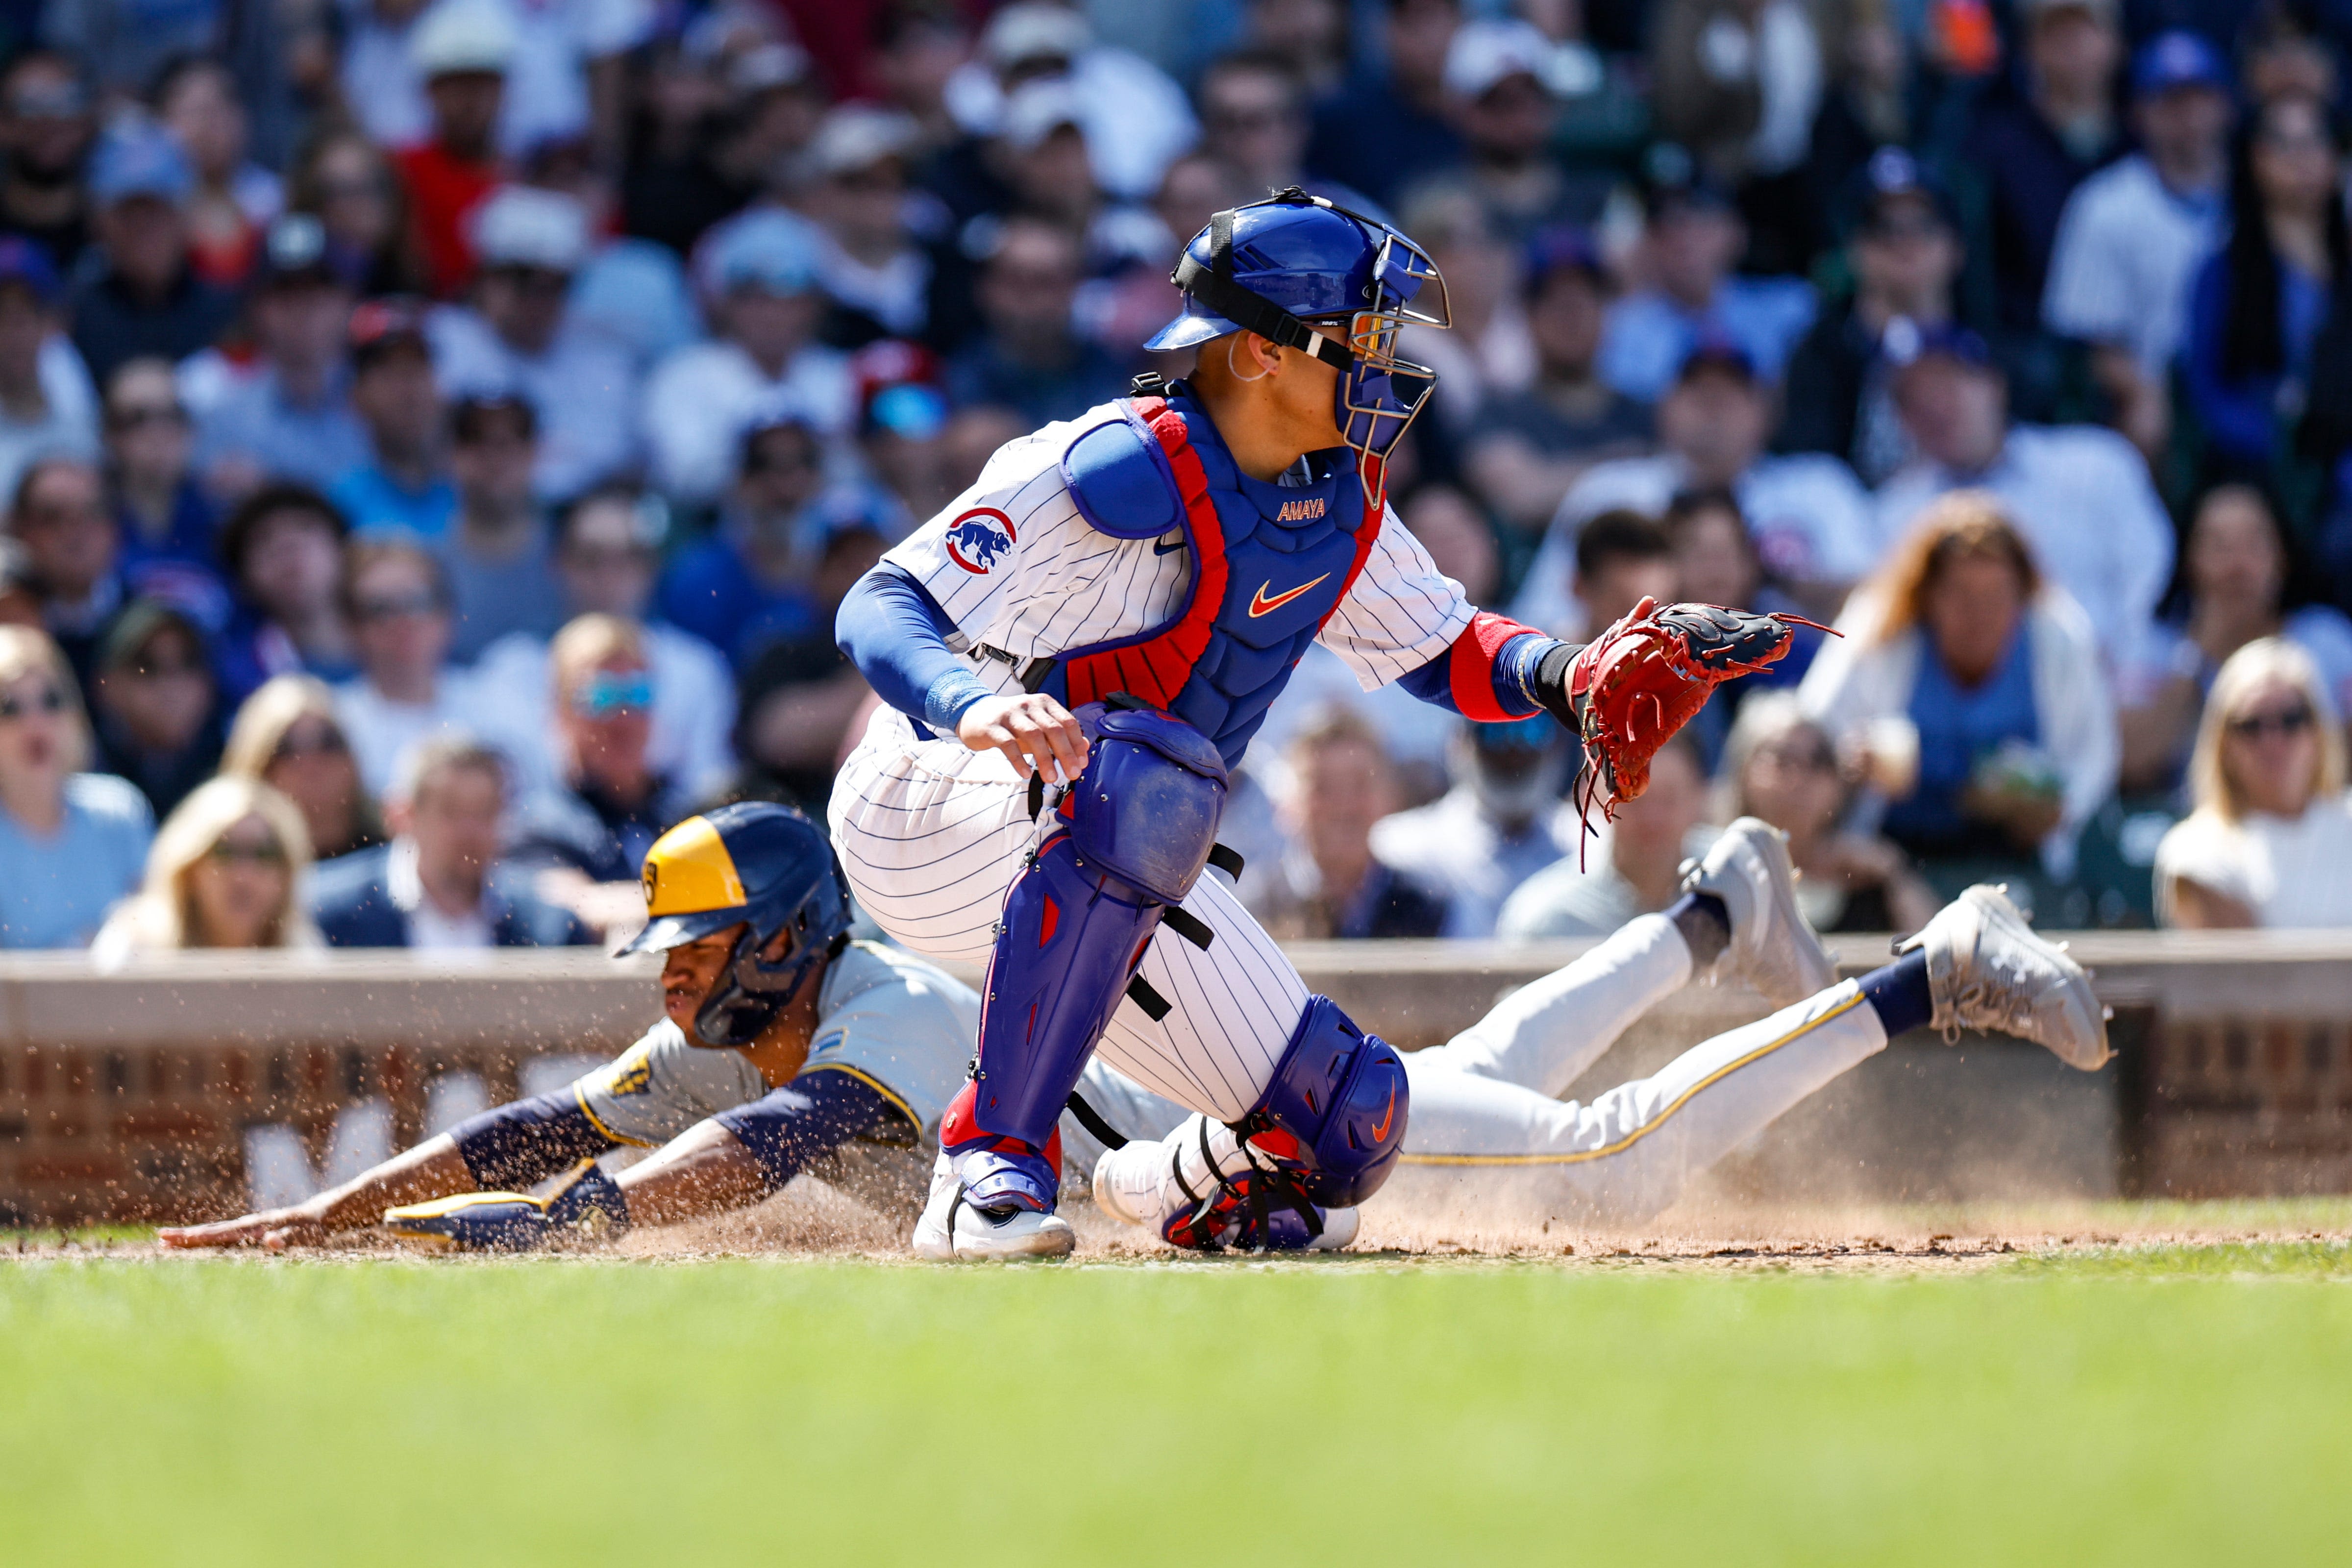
left=1246, top=995, right=1411, bottom=1208
left=1068, top=704, right=1229, bottom=903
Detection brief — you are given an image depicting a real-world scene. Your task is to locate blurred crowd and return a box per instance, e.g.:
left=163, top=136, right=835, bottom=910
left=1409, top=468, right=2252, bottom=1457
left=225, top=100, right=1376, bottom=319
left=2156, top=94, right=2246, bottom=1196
left=0, top=0, right=2350, bottom=960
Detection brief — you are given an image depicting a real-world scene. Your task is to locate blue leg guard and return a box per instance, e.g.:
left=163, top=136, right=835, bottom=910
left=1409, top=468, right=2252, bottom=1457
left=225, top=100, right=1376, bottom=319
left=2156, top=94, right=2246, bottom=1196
left=1239, top=995, right=1411, bottom=1208
left=950, top=703, right=1230, bottom=1212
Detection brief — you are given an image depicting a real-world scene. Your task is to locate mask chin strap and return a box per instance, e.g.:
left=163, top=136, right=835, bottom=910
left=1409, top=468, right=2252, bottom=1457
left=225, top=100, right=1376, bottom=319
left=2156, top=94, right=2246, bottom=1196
left=1171, top=198, right=1358, bottom=376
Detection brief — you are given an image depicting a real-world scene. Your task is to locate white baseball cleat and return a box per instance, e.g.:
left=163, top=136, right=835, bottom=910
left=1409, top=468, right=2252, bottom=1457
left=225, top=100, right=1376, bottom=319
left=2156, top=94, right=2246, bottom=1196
left=1307, top=1206, right=1361, bottom=1251
left=1681, top=816, right=1837, bottom=1006
left=1897, top=884, right=2110, bottom=1070
left=911, top=1154, right=1076, bottom=1262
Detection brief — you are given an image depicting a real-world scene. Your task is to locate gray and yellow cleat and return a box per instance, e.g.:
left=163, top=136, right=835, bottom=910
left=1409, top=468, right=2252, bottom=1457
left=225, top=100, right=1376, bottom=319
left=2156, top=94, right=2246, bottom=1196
left=1898, top=884, right=2110, bottom=1070
left=1681, top=816, right=1838, bottom=1006
left=383, top=1161, right=630, bottom=1252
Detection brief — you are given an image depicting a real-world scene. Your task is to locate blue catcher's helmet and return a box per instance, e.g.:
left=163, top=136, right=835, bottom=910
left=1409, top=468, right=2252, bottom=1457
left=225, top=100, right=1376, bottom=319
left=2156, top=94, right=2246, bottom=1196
left=616, top=801, right=854, bottom=1048
left=1145, top=187, right=1450, bottom=509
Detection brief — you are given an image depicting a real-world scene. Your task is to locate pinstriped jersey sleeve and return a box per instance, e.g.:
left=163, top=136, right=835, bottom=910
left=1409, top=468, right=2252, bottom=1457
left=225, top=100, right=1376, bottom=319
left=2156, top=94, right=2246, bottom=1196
left=1316, top=503, right=1478, bottom=690
left=876, top=427, right=1192, bottom=662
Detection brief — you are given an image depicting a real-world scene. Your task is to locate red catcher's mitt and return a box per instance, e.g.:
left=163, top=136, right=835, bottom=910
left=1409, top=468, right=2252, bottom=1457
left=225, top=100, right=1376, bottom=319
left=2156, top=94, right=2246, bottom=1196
left=1566, top=597, right=1834, bottom=839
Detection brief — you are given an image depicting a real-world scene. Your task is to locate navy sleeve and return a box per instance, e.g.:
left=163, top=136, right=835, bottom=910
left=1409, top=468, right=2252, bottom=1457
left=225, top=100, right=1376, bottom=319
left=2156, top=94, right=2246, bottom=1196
left=711, top=1067, right=919, bottom=1196
left=836, top=562, right=994, bottom=732
left=1394, top=625, right=1575, bottom=722
left=448, top=1091, right=619, bottom=1190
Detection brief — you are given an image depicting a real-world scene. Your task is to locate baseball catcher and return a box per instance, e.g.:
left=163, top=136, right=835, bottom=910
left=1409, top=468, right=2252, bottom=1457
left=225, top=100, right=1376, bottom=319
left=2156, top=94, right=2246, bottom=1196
left=830, top=185, right=1809, bottom=1260
left=1082, top=822, right=2112, bottom=1252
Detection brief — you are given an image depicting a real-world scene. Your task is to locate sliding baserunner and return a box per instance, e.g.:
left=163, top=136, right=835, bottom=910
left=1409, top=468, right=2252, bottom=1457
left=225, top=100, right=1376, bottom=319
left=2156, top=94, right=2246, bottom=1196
left=1088, top=820, right=2109, bottom=1249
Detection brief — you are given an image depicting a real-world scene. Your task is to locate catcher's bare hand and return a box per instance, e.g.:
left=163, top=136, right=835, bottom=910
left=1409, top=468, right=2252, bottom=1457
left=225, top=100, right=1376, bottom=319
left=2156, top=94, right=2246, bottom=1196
left=959, top=692, right=1089, bottom=783
left=157, top=1206, right=329, bottom=1250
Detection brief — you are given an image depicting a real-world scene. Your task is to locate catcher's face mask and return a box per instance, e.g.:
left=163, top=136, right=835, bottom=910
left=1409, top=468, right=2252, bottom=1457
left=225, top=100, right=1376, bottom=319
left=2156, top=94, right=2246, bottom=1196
left=1328, top=232, right=1449, bottom=504
left=1160, top=188, right=1450, bottom=511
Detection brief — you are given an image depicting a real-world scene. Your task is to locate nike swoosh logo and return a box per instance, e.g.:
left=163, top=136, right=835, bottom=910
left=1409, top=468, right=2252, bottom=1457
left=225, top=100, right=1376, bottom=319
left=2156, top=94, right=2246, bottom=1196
left=1152, top=535, right=1185, bottom=555
left=1370, top=1086, right=1397, bottom=1143
left=1248, top=573, right=1331, bottom=617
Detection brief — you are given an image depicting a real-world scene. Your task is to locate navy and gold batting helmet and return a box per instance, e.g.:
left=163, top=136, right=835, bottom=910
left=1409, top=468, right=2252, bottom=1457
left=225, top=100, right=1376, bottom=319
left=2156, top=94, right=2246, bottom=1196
left=619, top=802, right=853, bottom=1047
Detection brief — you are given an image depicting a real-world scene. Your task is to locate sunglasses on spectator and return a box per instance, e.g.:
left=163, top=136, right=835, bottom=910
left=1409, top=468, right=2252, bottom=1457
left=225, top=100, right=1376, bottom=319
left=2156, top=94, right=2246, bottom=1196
left=570, top=672, right=653, bottom=718
left=0, top=686, right=64, bottom=720
left=273, top=723, right=349, bottom=761
left=107, top=403, right=187, bottom=432
left=127, top=654, right=205, bottom=680
left=2227, top=703, right=2316, bottom=740
left=208, top=837, right=286, bottom=867
left=1758, top=742, right=1837, bottom=774
left=355, top=590, right=444, bottom=622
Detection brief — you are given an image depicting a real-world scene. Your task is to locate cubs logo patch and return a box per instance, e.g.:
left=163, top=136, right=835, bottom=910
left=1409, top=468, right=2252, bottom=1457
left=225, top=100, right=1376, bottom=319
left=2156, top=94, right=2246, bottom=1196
left=944, top=507, right=1018, bottom=574
left=1274, top=497, right=1327, bottom=523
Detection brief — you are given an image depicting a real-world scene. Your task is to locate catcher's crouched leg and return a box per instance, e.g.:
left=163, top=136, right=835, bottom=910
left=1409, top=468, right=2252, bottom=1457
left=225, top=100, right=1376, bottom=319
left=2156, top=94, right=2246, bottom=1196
left=1092, top=996, right=1401, bottom=1253
left=923, top=704, right=1230, bottom=1260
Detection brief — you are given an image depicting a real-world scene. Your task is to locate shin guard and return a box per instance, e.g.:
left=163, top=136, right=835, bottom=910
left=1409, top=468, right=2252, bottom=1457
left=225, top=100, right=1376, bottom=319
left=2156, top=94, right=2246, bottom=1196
left=953, top=702, right=1230, bottom=1209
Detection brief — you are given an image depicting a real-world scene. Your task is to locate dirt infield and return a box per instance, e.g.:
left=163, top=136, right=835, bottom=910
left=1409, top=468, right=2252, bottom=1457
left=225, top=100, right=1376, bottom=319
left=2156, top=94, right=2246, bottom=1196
left=17, top=1188, right=2352, bottom=1272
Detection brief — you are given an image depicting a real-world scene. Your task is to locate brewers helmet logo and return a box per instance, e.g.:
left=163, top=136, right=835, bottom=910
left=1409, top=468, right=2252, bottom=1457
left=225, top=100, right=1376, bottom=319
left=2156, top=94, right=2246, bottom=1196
left=944, top=508, right=1017, bottom=574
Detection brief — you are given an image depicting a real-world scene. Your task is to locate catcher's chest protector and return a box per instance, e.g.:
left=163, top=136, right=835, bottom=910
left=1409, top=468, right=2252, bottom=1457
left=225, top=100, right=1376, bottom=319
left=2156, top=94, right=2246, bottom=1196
left=1050, top=391, right=1378, bottom=768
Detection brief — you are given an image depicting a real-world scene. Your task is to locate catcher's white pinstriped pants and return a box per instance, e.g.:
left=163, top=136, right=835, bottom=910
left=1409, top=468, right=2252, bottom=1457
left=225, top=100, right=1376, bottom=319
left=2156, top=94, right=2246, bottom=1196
left=830, top=706, right=1306, bottom=1124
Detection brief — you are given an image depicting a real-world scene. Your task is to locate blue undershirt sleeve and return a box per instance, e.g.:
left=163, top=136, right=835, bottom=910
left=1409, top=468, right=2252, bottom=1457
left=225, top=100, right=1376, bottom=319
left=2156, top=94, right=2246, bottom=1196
left=448, top=1091, right=619, bottom=1191
left=1392, top=631, right=1566, bottom=719
left=836, top=563, right=994, bottom=733
left=711, top=1068, right=920, bottom=1196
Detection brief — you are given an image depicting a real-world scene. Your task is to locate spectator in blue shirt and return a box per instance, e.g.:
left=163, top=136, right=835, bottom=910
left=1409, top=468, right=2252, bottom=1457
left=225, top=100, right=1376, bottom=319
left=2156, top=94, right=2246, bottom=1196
left=0, top=622, right=152, bottom=946
left=102, top=358, right=227, bottom=633
left=1302, top=0, right=1465, bottom=209
left=1596, top=147, right=1816, bottom=403
left=2182, top=94, right=2347, bottom=476
left=195, top=213, right=369, bottom=494
left=329, top=297, right=455, bottom=540
left=656, top=413, right=824, bottom=671
left=1959, top=0, right=2128, bottom=334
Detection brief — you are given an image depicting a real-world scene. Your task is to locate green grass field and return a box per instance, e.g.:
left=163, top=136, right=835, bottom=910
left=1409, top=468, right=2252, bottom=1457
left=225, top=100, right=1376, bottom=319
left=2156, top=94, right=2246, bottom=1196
left=7, top=1243, right=2352, bottom=1566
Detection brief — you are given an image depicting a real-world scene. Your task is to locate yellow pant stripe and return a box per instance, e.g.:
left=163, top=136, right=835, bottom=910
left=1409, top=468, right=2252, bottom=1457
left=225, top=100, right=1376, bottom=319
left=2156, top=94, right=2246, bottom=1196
left=1397, top=989, right=1870, bottom=1168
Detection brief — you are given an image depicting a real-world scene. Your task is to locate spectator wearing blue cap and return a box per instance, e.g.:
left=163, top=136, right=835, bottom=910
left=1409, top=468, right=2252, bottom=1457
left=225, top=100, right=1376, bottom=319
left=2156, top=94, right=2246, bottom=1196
left=0, top=235, right=99, bottom=508
left=1595, top=145, right=1816, bottom=403
left=1960, top=0, right=2128, bottom=335
left=195, top=214, right=371, bottom=494
left=1780, top=148, right=1968, bottom=486
left=1464, top=226, right=1652, bottom=535
left=2043, top=30, right=2234, bottom=460
left=642, top=208, right=851, bottom=507
left=68, top=123, right=239, bottom=386
left=2181, top=93, right=2348, bottom=475
left=1514, top=342, right=1876, bottom=635
left=428, top=185, right=638, bottom=503
left=0, top=53, right=98, bottom=280
left=1877, top=323, right=2172, bottom=674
